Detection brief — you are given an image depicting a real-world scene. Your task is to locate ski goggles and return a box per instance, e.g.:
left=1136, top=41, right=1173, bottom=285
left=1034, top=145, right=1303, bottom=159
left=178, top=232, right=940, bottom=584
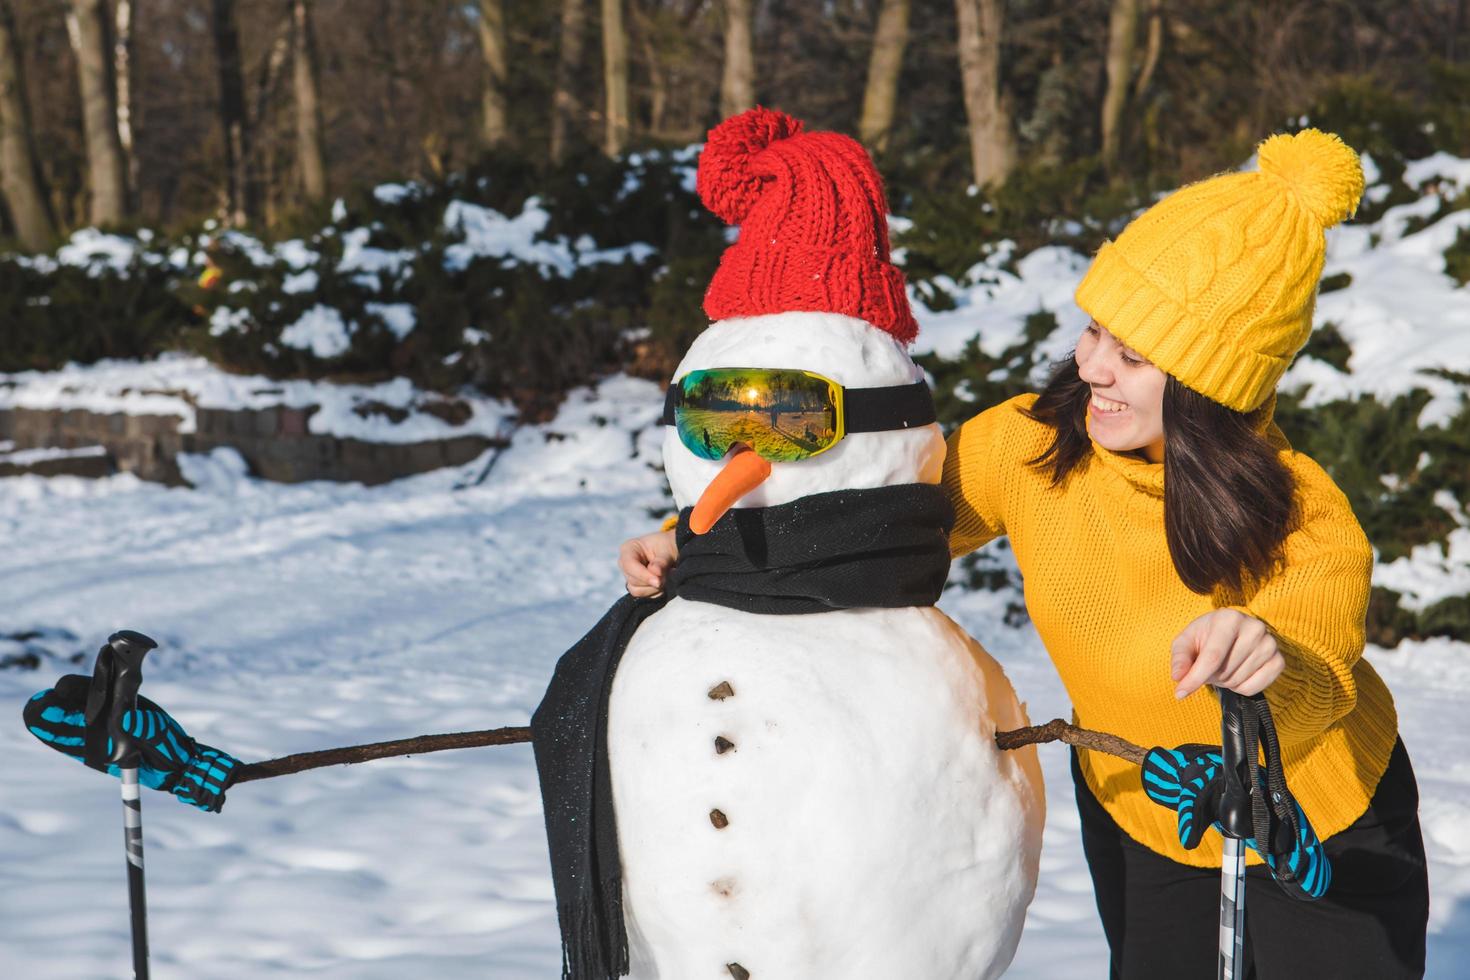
left=661, top=367, right=936, bottom=463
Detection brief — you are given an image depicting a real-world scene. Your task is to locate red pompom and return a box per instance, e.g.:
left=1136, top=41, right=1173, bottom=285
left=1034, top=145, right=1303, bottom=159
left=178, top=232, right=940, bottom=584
left=696, top=107, right=804, bottom=224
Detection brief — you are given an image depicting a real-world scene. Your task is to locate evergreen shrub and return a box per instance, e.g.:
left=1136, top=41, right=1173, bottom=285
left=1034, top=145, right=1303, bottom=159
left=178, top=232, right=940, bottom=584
left=0, top=257, right=190, bottom=371
left=7, top=151, right=724, bottom=417
left=892, top=158, right=1143, bottom=297
left=1445, top=225, right=1470, bottom=286
left=1275, top=386, right=1470, bottom=643
left=183, top=150, right=725, bottom=417
left=1303, top=64, right=1470, bottom=223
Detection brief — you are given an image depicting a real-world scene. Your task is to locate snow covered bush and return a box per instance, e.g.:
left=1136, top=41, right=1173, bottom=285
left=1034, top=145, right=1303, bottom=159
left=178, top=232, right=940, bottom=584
left=5, top=151, right=723, bottom=419
left=0, top=242, right=191, bottom=371
left=188, top=150, right=719, bottom=418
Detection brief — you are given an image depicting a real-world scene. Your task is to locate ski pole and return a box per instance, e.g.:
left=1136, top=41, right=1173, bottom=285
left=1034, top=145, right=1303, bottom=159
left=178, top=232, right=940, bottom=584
left=1216, top=688, right=1253, bottom=980
left=95, top=629, right=159, bottom=980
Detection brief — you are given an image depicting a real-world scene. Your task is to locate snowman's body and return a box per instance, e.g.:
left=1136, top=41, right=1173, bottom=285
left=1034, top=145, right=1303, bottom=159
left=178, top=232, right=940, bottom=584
left=607, top=313, right=1045, bottom=979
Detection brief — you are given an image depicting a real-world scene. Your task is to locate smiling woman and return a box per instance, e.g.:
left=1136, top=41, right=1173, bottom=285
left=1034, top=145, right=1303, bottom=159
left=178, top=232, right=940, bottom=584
left=940, top=128, right=1428, bottom=978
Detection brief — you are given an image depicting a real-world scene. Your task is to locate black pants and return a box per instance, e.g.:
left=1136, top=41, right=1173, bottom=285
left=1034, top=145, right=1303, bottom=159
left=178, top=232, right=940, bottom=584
left=1073, top=739, right=1429, bottom=979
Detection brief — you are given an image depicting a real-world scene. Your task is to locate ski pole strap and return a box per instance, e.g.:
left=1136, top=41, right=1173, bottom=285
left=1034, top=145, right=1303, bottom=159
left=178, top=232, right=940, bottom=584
left=1140, top=692, right=1331, bottom=901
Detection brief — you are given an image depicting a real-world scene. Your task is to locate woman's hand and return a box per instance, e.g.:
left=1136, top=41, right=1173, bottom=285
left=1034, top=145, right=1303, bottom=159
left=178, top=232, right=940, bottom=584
left=1170, top=608, right=1285, bottom=699
left=619, top=529, right=679, bottom=598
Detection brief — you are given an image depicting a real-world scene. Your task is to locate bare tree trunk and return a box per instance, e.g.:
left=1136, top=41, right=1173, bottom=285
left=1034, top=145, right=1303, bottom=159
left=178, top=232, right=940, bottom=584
left=719, top=0, right=754, bottom=118
left=1132, top=0, right=1163, bottom=101
left=113, top=0, right=137, bottom=204
left=477, top=0, right=509, bottom=149
left=859, top=0, right=909, bottom=153
left=601, top=0, right=628, bottom=156
left=550, top=0, right=585, bottom=165
left=0, top=0, right=55, bottom=249
left=637, top=19, right=668, bottom=135
left=292, top=0, right=327, bottom=198
left=253, top=13, right=289, bottom=223
left=66, top=0, right=129, bottom=224
left=954, top=0, right=1013, bottom=188
left=1100, top=0, right=1139, bottom=175
left=211, top=0, right=258, bottom=226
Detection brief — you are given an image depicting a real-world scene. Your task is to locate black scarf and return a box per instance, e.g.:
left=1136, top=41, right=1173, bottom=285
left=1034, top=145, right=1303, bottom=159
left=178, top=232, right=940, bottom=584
left=530, top=483, right=954, bottom=980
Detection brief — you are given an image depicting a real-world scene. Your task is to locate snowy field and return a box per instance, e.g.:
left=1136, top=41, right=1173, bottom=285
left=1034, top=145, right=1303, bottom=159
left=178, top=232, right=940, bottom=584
left=4, top=149, right=1470, bottom=976
left=1, top=374, right=1466, bottom=978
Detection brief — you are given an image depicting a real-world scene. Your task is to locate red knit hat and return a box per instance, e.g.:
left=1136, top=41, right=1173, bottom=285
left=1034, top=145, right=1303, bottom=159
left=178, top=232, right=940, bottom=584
left=696, top=107, right=919, bottom=345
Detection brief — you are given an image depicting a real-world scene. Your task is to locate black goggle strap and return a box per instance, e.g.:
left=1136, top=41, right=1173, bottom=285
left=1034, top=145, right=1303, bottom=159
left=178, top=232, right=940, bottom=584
left=662, top=379, right=935, bottom=433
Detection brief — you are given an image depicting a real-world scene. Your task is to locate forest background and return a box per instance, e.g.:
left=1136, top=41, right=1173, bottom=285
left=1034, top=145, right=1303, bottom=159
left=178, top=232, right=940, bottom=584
left=3, top=0, right=1469, bottom=649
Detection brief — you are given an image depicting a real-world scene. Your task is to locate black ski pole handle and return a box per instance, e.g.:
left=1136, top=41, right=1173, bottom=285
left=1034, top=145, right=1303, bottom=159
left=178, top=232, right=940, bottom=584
left=1217, top=687, right=1254, bottom=840
left=96, top=630, right=158, bottom=767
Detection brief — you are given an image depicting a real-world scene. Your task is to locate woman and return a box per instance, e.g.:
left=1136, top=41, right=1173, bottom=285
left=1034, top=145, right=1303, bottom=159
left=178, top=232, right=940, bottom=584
left=620, top=129, right=1428, bottom=978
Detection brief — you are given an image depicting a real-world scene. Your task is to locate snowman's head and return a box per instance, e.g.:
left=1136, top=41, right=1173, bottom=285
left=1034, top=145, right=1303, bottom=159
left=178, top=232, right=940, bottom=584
left=673, top=107, right=944, bottom=530
left=663, top=312, right=945, bottom=528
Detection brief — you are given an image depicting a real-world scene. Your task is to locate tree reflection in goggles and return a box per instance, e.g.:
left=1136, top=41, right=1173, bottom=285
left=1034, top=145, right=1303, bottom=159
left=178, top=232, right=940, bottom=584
left=669, top=368, right=842, bottom=462
left=662, top=368, right=937, bottom=463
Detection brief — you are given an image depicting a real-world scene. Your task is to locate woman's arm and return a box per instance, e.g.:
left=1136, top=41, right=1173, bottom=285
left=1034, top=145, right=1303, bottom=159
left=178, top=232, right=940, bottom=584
left=1174, top=456, right=1373, bottom=742
left=943, top=397, right=1030, bottom=559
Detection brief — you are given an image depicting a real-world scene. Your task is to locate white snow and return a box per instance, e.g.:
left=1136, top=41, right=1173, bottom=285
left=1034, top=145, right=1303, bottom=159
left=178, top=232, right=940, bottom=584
left=336, top=227, right=413, bottom=283
left=444, top=198, right=573, bottom=276
left=373, top=183, right=420, bottom=205
left=1404, top=152, right=1470, bottom=194
left=282, top=269, right=320, bottom=295
left=274, top=240, right=320, bottom=270
left=1, top=374, right=1464, bottom=977
left=364, top=302, right=417, bottom=341
left=1, top=149, right=1468, bottom=978
left=911, top=243, right=1091, bottom=368
left=1375, top=529, right=1470, bottom=611
left=0, top=354, right=515, bottom=444
left=48, top=229, right=154, bottom=276
left=444, top=198, right=656, bottom=277
left=215, top=229, right=274, bottom=269
left=0, top=444, right=107, bottom=465
left=279, top=304, right=354, bottom=359
left=1285, top=207, right=1470, bottom=428
left=208, top=304, right=252, bottom=337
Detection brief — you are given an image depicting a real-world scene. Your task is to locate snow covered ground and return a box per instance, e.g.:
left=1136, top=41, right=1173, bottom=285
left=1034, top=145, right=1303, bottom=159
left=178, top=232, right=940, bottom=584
left=4, top=147, right=1469, bottom=976
left=0, top=372, right=1466, bottom=978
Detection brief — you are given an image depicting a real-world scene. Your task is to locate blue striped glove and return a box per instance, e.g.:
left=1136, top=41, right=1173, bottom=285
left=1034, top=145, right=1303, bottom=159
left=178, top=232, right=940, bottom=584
left=1141, top=743, right=1330, bottom=900
left=24, top=675, right=240, bottom=813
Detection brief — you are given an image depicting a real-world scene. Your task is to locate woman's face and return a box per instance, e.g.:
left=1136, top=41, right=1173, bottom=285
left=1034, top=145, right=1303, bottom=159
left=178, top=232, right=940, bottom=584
left=1074, top=320, right=1168, bottom=463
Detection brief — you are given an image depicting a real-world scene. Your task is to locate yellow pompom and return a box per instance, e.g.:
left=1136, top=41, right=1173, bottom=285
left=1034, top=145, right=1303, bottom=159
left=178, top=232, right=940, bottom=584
left=1256, top=129, right=1364, bottom=228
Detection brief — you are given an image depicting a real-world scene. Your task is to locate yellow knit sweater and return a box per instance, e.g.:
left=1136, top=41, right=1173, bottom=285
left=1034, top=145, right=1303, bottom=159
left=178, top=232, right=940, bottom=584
left=944, top=394, right=1399, bottom=868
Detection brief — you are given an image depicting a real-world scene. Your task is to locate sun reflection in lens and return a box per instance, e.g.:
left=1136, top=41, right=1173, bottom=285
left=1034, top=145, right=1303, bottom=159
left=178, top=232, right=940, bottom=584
left=674, top=368, right=839, bottom=462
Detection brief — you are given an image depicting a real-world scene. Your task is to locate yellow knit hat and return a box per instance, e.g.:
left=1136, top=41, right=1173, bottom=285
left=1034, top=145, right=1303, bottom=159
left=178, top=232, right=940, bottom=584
left=1074, top=129, right=1364, bottom=412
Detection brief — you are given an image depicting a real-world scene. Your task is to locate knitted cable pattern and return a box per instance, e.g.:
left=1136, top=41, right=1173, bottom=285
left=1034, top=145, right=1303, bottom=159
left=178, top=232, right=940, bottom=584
left=1074, top=128, right=1365, bottom=412
left=696, top=107, right=919, bottom=345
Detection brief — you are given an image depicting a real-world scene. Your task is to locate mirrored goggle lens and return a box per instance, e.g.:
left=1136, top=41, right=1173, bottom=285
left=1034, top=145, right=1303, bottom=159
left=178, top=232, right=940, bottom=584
left=672, top=368, right=840, bottom=462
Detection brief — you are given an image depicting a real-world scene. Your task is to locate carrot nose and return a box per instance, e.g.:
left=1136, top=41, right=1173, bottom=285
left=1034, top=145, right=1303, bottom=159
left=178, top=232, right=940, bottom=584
left=689, top=444, right=773, bottom=534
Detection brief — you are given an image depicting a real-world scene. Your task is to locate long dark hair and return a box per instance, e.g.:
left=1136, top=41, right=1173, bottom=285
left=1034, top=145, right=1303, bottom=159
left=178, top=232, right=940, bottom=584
left=1023, top=355, right=1297, bottom=596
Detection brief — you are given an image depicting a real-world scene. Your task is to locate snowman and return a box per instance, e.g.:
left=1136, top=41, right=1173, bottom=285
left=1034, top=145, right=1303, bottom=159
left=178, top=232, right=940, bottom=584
left=600, top=108, right=1045, bottom=980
